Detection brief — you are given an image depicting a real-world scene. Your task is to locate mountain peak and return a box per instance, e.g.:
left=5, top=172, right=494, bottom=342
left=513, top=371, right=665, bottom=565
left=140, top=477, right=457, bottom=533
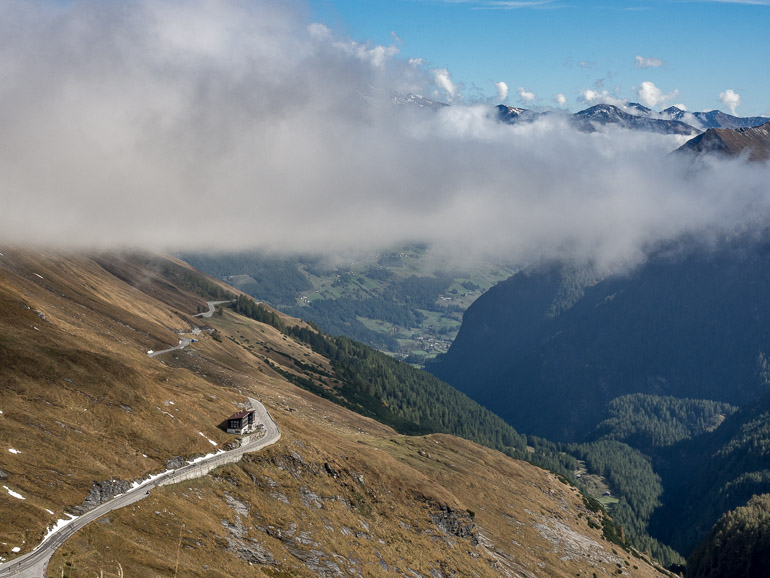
left=677, top=121, right=770, bottom=161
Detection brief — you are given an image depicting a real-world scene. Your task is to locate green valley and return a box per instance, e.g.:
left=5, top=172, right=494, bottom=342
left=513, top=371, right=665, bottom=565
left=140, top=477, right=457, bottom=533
left=181, top=246, right=514, bottom=366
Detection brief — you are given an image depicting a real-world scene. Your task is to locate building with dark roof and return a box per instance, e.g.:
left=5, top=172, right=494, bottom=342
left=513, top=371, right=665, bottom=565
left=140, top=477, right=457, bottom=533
left=226, top=409, right=256, bottom=435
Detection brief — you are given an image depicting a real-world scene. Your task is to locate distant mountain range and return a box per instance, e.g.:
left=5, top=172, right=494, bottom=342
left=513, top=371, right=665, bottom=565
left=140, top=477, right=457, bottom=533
left=659, top=106, right=769, bottom=130
left=392, top=91, right=768, bottom=137
left=570, top=104, right=699, bottom=135
left=494, top=102, right=767, bottom=136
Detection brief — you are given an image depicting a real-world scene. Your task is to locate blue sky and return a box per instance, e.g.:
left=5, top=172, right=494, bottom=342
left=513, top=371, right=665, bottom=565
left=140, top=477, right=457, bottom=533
left=307, top=0, right=770, bottom=116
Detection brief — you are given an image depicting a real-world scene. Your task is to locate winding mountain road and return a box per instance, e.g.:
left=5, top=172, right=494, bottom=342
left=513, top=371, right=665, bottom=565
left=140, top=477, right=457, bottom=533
left=147, top=300, right=233, bottom=358
left=193, top=299, right=234, bottom=319
left=0, top=398, right=280, bottom=577
left=147, top=337, right=192, bottom=358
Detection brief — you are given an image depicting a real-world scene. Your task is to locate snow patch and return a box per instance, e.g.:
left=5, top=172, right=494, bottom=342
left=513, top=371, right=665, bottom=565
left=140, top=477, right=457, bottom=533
left=11, top=547, right=20, bottom=553
left=129, top=468, right=173, bottom=491
left=3, top=486, right=25, bottom=500
left=46, top=509, right=54, bottom=515
left=199, top=432, right=218, bottom=446
left=8, top=448, right=20, bottom=454
left=42, top=514, right=78, bottom=543
left=188, top=449, right=225, bottom=464
left=34, top=273, right=43, bottom=279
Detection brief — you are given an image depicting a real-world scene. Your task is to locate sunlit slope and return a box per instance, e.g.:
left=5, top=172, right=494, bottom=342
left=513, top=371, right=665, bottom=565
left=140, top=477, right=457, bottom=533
left=0, top=249, right=666, bottom=576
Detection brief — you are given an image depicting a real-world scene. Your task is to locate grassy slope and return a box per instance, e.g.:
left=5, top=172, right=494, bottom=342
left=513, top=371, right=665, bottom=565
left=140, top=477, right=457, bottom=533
left=0, top=249, right=666, bottom=577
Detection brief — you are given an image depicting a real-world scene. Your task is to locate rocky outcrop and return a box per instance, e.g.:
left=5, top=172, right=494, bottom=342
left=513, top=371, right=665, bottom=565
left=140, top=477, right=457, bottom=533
left=70, top=479, right=132, bottom=515
left=165, top=456, right=188, bottom=470
left=221, top=493, right=276, bottom=566
left=428, top=502, right=477, bottom=544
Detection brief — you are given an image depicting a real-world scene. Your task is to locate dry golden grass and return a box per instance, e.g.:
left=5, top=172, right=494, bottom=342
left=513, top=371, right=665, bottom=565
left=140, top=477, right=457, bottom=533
left=0, top=249, right=667, bottom=576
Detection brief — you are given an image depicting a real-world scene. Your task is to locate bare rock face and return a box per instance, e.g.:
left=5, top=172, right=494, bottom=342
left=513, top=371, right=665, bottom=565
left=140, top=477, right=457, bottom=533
left=165, top=456, right=188, bottom=470
left=429, top=503, right=477, bottom=544
left=221, top=493, right=276, bottom=566
left=71, top=479, right=132, bottom=515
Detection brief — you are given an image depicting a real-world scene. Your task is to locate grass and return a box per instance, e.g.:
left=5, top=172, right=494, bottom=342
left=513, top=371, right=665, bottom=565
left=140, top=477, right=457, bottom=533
left=0, top=250, right=665, bottom=578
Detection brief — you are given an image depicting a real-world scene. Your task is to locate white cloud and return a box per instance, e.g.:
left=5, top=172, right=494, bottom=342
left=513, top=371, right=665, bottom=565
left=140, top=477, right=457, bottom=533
left=433, top=68, right=459, bottom=100
left=495, top=81, right=509, bottom=102
left=517, top=87, right=536, bottom=105
left=578, top=89, right=626, bottom=107
left=309, top=23, right=398, bottom=69
left=719, top=89, right=741, bottom=114
left=635, top=55, right=664, bottom=69
left=637, top=81, right=679, bottom=108
left=554, top=93, right=568, bottom=107
left=0, top=0, right=768, bottom=275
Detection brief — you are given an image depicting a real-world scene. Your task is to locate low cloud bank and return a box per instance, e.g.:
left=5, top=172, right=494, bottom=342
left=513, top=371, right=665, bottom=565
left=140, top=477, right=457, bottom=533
left=1, top=0, right=768, bottom=273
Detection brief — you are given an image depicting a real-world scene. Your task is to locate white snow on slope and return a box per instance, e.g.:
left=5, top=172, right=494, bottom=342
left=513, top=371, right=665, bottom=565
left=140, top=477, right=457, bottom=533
left=3, top=486, right=25, bottom=500
left=42, top=514, right=78, bottom=542
left=199, top=432, right=218, bottom=446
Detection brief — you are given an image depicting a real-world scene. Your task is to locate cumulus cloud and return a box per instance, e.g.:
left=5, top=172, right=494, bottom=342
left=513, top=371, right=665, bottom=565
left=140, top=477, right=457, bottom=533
left=635, top=55, right=664, bottom=69
left=554, top=93, right=568, bottom=107
left=495, top=81, right=509, bottom=102
left=719, top=89, right=741, bottom=114
left=0, top=0, right=768, bottom=274
left=637, top=81, right=679, bottom=108
left=517, top=87, right=536, bottom=105
left=578, top=89, right=626, bottom=107
left=433, top=68, right=459, bottom=100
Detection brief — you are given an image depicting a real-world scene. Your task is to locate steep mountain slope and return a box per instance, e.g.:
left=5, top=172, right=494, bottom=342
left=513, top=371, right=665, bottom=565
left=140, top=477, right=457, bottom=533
left=686, top=493, right=770, bottom=578
left=676, top=122, right=770, bottom=161
left=0, top=249, right=667, bottom=576
left=429, top=238, right=770, bottom=442
left=648, top=393, right=770, bottom=555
